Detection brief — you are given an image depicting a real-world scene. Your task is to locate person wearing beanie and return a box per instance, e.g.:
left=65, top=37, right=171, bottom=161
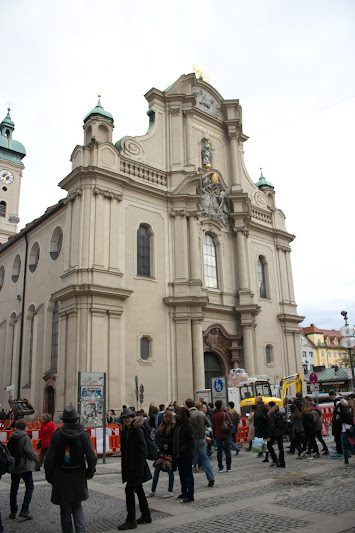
left=44, top=404, right=97, bottom=533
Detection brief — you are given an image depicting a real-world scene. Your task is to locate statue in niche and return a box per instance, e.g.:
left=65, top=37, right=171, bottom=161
left=201, top=140, right=212, bottom=169
left=197, top=172, right=230, bottom=226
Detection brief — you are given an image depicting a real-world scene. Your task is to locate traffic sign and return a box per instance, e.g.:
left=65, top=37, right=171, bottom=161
left=309, top=372, right=318, bottom=384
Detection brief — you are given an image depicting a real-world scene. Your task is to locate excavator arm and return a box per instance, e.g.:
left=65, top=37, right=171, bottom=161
left=279, top=373, right=303, bottom=404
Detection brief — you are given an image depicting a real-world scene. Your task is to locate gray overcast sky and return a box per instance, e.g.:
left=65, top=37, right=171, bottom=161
left=1, top=0, right=354, bottom=330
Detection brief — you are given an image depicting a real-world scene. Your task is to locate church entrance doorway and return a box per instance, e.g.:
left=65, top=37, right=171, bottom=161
left=204, top=352, right=223, bottom=389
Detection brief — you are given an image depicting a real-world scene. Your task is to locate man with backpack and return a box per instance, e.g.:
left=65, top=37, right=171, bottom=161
left=7, top=418, right=38, bottom=520
left=44, top=404, right=97, bottom=533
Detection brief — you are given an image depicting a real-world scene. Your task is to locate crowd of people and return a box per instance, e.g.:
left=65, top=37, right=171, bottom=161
left=0, top=391, right=354, bottom=532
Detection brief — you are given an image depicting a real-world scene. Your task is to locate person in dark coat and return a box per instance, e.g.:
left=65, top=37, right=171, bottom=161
left=8, top=418, right=38, bottom=520
left=44, top=405, right=97, bottom=533
left=118, top=407, right=152, bottom=530
left=266, top=402, right=285, bottom=467
left=173, top=406, right=195, bottom=503
left=254, top=396, right=269, bottom=458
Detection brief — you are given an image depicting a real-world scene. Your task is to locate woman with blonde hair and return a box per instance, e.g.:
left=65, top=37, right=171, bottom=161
left=148, top=410, right=176, bottom=498
left=35, top=413, right=55, bottom=471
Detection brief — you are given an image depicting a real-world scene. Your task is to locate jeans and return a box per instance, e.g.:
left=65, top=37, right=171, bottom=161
left=215, top=437, right=231, bottom=470
left=10, top=471, right=34, bottom=513
left=341, top=431, right=354, bottom=464
left=307, top=434, right=319, bottom=454
left=151, top=466, right=174, bottom=493
left=267, top=435, right=285, bottom=466
left=176, top=457, right=194, bottom=500
left=125, top=483, right=150, bottom=521
left=60, top=502, right=85, bottom=533
left=229, top=436, right=239, bottom=452
left=193, top=439, right=214, bottom=481
left=315, top=431, right=328, bottom=452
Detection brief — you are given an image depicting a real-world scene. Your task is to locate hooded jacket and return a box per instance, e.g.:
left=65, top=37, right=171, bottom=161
left=267, top=405, right=283, bottom=438
left=44, top=422, right=97, bottom=505
left=8, top=429, right=38, bottom=474
left=120, top=416, right=152, bottom=486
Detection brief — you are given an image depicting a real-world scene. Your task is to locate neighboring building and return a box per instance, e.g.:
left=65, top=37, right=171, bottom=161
left=301, top=324, right=348, bottom=368
left=0, top=73, right=304, bottom=420
left=304, top=367, right=351, bottom=394
left=300, top=332, right=316, bottom=371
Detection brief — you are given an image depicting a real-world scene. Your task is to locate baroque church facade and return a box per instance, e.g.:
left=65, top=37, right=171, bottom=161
left=0, top=74, right=303, bottom=419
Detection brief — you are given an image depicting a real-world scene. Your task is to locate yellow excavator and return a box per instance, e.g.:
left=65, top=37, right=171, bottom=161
left=239, top=373, right=303, bottom=416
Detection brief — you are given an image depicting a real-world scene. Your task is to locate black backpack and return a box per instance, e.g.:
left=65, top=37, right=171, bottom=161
left=56, top=432, right=84, bottom=470
left=141, top=424, right=159, bottom=461
left=0, top=442, right=15, bottom=476
left=7, top=437, right=23, bottom=467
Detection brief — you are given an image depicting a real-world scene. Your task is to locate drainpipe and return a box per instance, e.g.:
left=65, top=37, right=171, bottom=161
left=17, top=233, right=28, bottom=399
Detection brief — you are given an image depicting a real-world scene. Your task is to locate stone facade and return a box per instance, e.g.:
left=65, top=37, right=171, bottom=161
left=0, top=74, right=304, bottom=419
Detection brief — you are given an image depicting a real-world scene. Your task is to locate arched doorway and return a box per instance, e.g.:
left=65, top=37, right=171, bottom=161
left=45, top=386, right=55, bottom=417
left=204, top=352, right=223, bottom=389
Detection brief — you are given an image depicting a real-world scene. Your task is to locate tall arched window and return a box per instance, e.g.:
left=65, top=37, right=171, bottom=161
left=28, top=314, right=35, bottom=386
left=137, top=225, right=151, bottom=277
left=203, top=234, right=218, bottom=288
left=257, top=256, right=267, bottom=298
left=265, top=344, right=273, bottom=364
left=50, top=302, right=59, bottom=372
left=0, top=201, right=6, bottom=217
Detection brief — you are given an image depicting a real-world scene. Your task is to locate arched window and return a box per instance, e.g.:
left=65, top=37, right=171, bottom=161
left=137, top=225, right=150, bottom=277
left=257, top=256, right=267, bottom=298
left=266, top=345, right=273, bottom=364
left=28, top=314, right=35, bottom=386
left=203, top=234, right=218, bottom=288
left=50, top=302, right=59, bottom=372
left=140, top=337, right=150, bottom=360
left=0, top=201, right=6, bottom=217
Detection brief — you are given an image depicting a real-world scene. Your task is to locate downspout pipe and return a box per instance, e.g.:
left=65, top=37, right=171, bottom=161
left=17, top=233, right=28, bottom=399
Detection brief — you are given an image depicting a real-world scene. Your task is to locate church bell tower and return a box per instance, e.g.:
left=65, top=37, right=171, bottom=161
left=0, top=108, right=26, bottom=244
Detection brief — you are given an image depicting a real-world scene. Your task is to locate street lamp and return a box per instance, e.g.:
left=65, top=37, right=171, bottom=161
left=339, top=311, right=355, bottom=392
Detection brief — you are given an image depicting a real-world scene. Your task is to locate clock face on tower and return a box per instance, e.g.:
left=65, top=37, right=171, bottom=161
left=0, top=169, right=14, bottom=185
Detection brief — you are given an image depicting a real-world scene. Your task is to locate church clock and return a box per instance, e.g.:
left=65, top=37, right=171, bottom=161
left=0, top=169, right=14, bottom=184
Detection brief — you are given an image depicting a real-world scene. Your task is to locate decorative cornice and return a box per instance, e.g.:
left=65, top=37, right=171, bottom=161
left=228, top=132, right=239, bottom=141
left=93, top=186, right=123, bottom=202
left=63, top=188, right=83, bottom=205
left=170, top=209, right=187, bottom=218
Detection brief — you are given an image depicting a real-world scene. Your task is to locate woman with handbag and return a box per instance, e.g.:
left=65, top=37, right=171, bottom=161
left=147, top=411, right=176, bottom=498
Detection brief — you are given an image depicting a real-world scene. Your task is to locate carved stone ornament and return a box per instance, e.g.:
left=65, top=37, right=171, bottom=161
left=63, top=188, right=83, bottom=205
left=197, top=173, right=230, bottom=226
left=203, top=324, right=242, bottom=368
left=93, top=187, right=123, bottom=202
left=192, top=87, right=220, bottom=118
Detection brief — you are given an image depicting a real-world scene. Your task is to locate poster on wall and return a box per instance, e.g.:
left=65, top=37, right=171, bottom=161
left=78, top=372, right=106, bottom=428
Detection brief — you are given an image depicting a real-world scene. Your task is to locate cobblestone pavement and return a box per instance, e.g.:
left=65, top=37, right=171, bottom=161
left=1, top=437, right=354, bottom=532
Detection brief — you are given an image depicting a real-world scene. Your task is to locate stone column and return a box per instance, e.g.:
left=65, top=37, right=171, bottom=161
left=175, top=318, right=193, bottom=403
left=108, top=309, right=123, bottom=408
left=242, top=323, right=255, bottom=375
left=235, top=228, right=248, bottom=290
left=276, top=244, right=289, bottom=302
left=188, top=213, right=200, bottom=281
left=184, top=110, right=194, bottom=166
left=170, top=108, right=183, bottom=167
left=64, top=309, right=77, bottom=406
left=172, top=211, right=188, bottom=281
left=191, top=319, right=205, bottom=392
left=285, top=247, right=295, bottom=303
left=229, top=132, right=240, bottom=188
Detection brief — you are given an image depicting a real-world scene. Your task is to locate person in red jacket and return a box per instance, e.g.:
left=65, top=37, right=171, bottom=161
left=211, top=401, right=233, bottom=472
left=35, top=413, right=55, bottom=471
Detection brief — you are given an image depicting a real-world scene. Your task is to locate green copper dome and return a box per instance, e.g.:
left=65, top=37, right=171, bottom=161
left=0, top=108, right=26, bottom=163
left=255, top=170, right=274, bottom=190
left=83, top=97, right=114, bottom=124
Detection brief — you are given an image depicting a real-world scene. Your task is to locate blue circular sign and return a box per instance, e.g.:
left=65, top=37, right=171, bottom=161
left=309, top=372, right=318, bottom=384
left=213, top=378, right=224, bottom=393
